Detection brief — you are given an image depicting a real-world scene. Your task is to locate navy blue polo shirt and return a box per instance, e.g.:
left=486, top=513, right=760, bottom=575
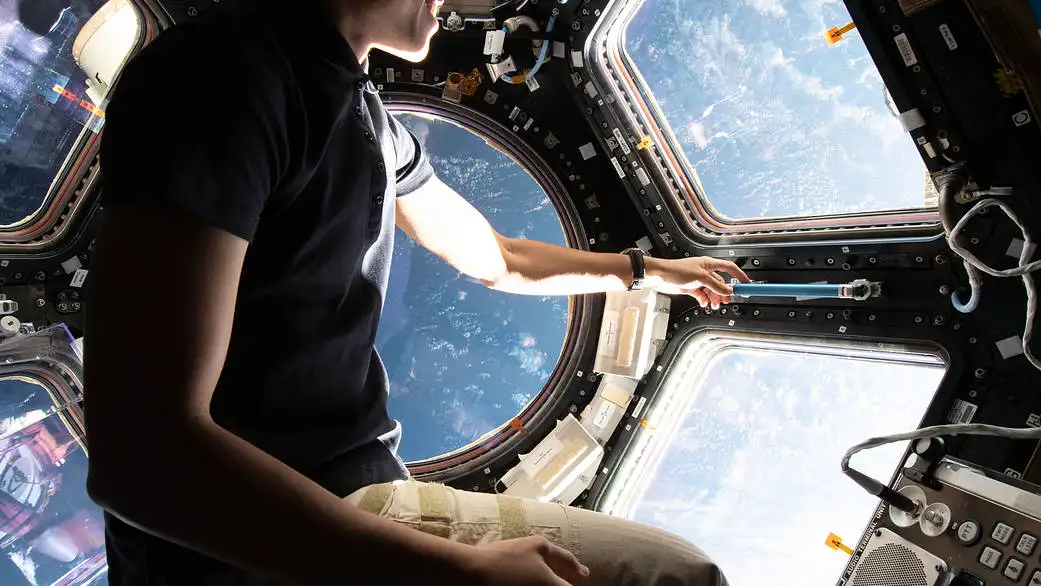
left=98, top=0, right=432, bottom=581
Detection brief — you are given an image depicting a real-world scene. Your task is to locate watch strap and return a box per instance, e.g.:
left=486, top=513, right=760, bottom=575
left=622, top=248, right=645, bottom=291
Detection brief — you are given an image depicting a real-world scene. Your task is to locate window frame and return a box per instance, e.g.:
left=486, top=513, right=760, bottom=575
left=593, top=328, right=949, bottom=518
left=0, top=0, right=156, bottom=253
left=381, top=96, right=599, bottom=478
left=584, top=0, right=945, bottom=242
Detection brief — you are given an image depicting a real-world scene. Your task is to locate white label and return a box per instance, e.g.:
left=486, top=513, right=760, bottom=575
left=570, top=50, right=584, bottom=68
left=483, top=30, right=506, bottom=55
left=509, top=107, right=522, bottom=121
left=70, top=269, right=88, bottom=288
left=584, top=82, right=599, bottom=98
left=610, top=157, right=625, bottom=178
left=946, top=399, right=978, bottom=423
left=631, top=396, right=647, bottom=420
left=635, top=167, right=651, bottom=186
left=523, top=117, right=535, bottom=131
left=612, top=128, right=631, bottom=155
left=525, top=75, right=540, bottom=92
left=599, top=310, right=619, bottom=353
left=923, top=142, right=937, bottom=158
left=593, top=402, right=616, bottom=429
left=1028, top=413, right=1041, bottom=427
left=894, top=33, right=918, bottom=67
left=520, top=436, right=563, bottom=477
left=386, top=68, right=395, bottom=83
left=939, top=24, right=958, bottom=50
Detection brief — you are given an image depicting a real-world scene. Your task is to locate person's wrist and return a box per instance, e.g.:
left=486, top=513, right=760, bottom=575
left=643, top=256, right=669, bottom=289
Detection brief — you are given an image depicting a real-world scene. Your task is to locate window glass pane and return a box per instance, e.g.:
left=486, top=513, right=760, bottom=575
left=0, top=0, right=139, bottom=227
left=614, top=339, right=944, bottom=585
left=0, top=378, right=105, bottom=585
left=625, top=0, right=929, bottom=220
left=377, top=113, right=569, bottom=463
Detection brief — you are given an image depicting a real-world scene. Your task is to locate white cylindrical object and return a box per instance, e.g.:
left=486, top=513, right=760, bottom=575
left=614, top=306, right=641, bottom=367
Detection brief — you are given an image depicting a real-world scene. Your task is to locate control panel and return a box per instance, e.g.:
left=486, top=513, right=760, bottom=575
left=839, top=457, right=1041, bottom=586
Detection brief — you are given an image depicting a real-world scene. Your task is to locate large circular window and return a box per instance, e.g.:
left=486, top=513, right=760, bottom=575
left=376, top=112, right=569, bottom=463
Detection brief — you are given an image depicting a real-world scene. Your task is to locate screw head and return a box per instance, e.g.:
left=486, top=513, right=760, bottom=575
left=914, top=316, right=924, bottom=324
left=868, top=314, right=877, bottom=321
left=826, top=312, right=835, bottom=320
left=935, top=255, right=947, bottom=264
left=933, top=316, right=945, bottom=326
left=35, top=298, right=45, bottom=307
left=826, top=257, right=835, bottom=265
left=969, top=389, right=978, bottom=398
left=939, top=286, right=951, bottom=295
left=970, top=237, right=980, bottom=245
left=57, top=303, right=68, bottom=312
left=974, top=368, right=986, bottom=379
left=752, top=259, right=761, bottom=267
left=915, top=256, right=925, bottom=263
left=868, top=257, right=878, bottom=265
left=34, top=271, right=46, bottom=281
left=787, top=311, right=796, bottom=318
left=787, top=258, right=797, bottom=266
left=969, top=337, right=978, bottom=344
left=753, top=309, right=761, bottom=316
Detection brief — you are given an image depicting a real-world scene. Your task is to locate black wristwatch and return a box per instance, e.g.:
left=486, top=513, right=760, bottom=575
left=622, top=248, right=646, bottom=291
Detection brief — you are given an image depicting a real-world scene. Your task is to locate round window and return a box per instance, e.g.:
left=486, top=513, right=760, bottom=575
left=376, top=112, right=569, bottom=463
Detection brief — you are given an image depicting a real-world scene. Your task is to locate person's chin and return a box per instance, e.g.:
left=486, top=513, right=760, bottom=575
left=377, top=34, right=435, bottom=63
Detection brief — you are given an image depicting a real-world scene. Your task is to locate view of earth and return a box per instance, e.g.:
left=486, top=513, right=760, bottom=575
left=377, top=113, right=569, bottom=463
left=626, top=0, right=929, bottom=220
left=0, top=0, right=120, bottom=227
left=628, top=345, right=945, bottom=586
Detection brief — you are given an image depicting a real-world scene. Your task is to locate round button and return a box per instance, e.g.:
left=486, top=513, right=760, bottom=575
left=376, top=161, right=385, bottom=171
left=956, top=520, right=980, bottom=545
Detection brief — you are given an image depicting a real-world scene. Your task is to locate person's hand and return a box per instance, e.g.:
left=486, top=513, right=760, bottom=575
left=647, top=256, right=751, bottom=309
left=466, top=535, right=590, bottom=586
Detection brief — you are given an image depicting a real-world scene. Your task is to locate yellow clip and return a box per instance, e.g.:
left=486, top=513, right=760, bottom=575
left=825, top=533, right=854, bottom=555
left=637, top=136, right=653, bottom=150
left=826, top=22, right=857, bottom=46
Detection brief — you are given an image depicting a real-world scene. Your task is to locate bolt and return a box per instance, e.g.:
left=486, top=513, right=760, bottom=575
left=58, top=303, right=68, bottom=312
left=935, top=255, right=947, bottom=265
left=893, top=24, right=902, bottom=32
left=939, top=285, right=951, bottom=295
left=914, top=316, right=924, bottom=324
left=720, top=308, right=728, bottom=315
left=969, top=390, right=978, bottom=398
left=752, top=309, right=761, bottom=316
left=913, top=65, right=922, bottom=73
left=571, top=21, right=581, bottom=31
left=841, top=263, right=852, bottom=271
left=805, top=311, right=814, bottom=319
left=868, top=257, right=877, bottom=265
left=970, top=237, right=980, bottom=245
left=752, top=258, right=761, bottom=267
left=788, top=311, right=796, bottom=318
left=915, top=256, right=925, bottom=263
left=975, top=368, right=986, bottom=379
left=953, top=146, right=961, bottom=153
left=826, top=312, right=835, bottom=320
left=787, top=258, right=797, bottom=266
left=826, top=257, right=835, bottom=265
left=569, top=404, right=578, bottom=413
left=933, top=105, right=943, bottom=114
left=953, top=323, right=961, bottom=330
left=684, top=315, right=691, bottom=322
left=842, top=309, right=853, bottom=319
left=921, top=89, right=928, bottom=96
left=933, top=316, right=945, bottom=326
left=869, top=314, right=877, bottom=322
left=34, top=271, right=45, bottom=281
left=969, top=337, right=978, bottom=344
left=35, top=298, right=45, bottom=307
left=13, top=272, right=22, bottom=280
left=473, top=485, right=481, bottom=491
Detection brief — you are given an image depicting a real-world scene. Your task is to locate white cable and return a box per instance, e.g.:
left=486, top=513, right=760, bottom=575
left=946, top=197, right=1041, bottom=371
left=842, top=421, right=1041, bottom=471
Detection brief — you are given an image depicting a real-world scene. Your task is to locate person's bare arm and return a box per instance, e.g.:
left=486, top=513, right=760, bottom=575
left=84, top=202, right=485, bottom=584
left=395, top=176, right=750, bottom=307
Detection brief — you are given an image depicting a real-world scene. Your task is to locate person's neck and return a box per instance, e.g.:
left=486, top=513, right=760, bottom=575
left=318, top=0, right=374, bottom=65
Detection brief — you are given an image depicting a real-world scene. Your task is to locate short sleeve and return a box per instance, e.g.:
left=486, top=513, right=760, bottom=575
left=388, top=114, right=435, bottom=197
left=100, top=25, right=288, bottom=241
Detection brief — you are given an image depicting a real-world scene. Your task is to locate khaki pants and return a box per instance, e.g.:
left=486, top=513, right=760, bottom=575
left=215, top=479, right=729, bottom=585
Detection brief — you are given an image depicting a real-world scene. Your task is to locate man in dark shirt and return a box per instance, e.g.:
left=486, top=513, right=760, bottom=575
left=83, top=0, right=744, bottom=584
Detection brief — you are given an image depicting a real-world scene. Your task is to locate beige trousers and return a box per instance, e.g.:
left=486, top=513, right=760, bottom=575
left=214, top=479, right=728, bottom=586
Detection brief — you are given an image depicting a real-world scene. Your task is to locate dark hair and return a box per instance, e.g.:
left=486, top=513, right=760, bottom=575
left=18, top=0, right=67, bottom=36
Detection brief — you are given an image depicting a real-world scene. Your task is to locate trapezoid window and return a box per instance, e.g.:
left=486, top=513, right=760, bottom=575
left=0, top=0, right=140, bottom=229
left=622, top=0, right=932, bottom=227
left=0, top=327, right=104, bottom=585
left=376, top=112, right=570, bottom=463
left=597, top=332, right=945, bottom=585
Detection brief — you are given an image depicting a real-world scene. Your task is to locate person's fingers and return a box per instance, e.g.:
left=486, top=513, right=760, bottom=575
left=700, top=271, right=732, bottom=296
left=709, top=258, right=752, bottom=283
left=706, top=291, right=723, bottom=310
left=690, top=289, right=709, bottom=307
left=540, top=540, right=589, bottom=584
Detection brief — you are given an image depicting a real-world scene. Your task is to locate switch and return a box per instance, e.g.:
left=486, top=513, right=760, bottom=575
left=1016, top=533, right=1037, bottom=555
left=957, top=521, right=981, bottom=545
left=1004, top=557, right=1025, bottom=581
left=1029, top=570, right=1041, bottom=585
left=992, top=522, right=1015, bottom=544
left=979, top=546, right=1001, bottom=569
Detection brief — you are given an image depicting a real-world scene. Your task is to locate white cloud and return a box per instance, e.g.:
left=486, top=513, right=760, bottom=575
left=746, top=0, right=788, bottom=17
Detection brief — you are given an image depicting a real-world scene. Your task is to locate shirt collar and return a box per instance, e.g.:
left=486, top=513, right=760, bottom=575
left=266, top=0, right=367, bottom=79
